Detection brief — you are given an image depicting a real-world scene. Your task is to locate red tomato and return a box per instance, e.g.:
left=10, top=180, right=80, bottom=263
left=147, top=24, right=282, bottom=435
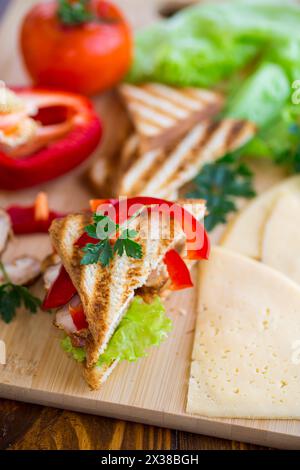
left=20, top=0, right=133, bottom=95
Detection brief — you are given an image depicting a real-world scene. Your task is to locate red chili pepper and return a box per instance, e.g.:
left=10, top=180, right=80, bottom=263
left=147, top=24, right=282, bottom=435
left=42, top=265, right=77, bottom=310
left=163, top=249, right=193, bottom=290
left=69, top=303, right=89, bottom=331
left=0, top=87, right=102, bottom=190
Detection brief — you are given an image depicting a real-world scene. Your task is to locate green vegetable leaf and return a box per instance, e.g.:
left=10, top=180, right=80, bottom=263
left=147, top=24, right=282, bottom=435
left=81, top=212, right=143, bottom=267
left=61, top=336, right=86, bottom=363
left=186, top=159, right=255, bottom=231
left=127, top=1, right=300, bottom=92
left=113, top=229, right=142, bottom=260
left=61, top=296, right=172, bottom=366
left=0, top=283, right=41, bottom=324
left=226, top=62, right=290, bottom=127
left=81, top=239, right=113, bottom=267
left=84, top=224, right=98, bottom=239
left=239, top=103, right=300, bottom=172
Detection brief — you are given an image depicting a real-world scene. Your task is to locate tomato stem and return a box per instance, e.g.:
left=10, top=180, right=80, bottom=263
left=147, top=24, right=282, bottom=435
left=57, top=0, right=94, bottom=26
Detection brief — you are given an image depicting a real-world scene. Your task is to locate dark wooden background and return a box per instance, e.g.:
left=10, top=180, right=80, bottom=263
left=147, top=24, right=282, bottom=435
left=0, top=0, right=272, bottom=450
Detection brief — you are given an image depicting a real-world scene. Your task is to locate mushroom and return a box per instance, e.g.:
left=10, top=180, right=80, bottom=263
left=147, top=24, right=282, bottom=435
left=0, top=209, right=12, bottom=255
left=0, top=256, right=41, bottom=286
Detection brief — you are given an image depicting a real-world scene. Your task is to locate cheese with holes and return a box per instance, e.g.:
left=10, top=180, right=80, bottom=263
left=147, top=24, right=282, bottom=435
left=187, top=247, right=300, bottom=418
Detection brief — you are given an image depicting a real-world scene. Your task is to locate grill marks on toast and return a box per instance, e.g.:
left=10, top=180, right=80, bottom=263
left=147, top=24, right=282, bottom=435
left=50, top=200, right=206, bottom=389
left=119, top=83, right=224, bottom=151
left=120, top=119, right=256, bottom=198
left=50, top=210, right=187, bottom=368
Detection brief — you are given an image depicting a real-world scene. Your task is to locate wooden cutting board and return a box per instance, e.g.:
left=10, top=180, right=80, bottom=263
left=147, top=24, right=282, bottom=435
left=0, top=0, right=300, bottom=450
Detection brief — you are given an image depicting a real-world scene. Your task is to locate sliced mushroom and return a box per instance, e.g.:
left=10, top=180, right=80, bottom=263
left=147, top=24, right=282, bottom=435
left=0, top=256, right=41, bottom=286
left=0, top=209, right=11, bottom=254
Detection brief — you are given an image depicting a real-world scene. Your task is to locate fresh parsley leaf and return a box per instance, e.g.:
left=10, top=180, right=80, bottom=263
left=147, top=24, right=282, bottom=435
left=186, top=160, right=255, bottom=231
left=81, top=211, right=143, bottom=267
left=84, top=224, right=98, bottom=239
left=81, top=239, right=113, bottom=267
left=114, top=230, right=143, bottom=260
left=0, top=283, right=41, bottom=324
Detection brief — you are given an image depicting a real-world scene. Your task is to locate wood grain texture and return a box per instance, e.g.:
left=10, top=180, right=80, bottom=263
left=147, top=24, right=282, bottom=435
left=0, top=0, right=297, bottom=451
left=0, top=398, right=270, bottom=450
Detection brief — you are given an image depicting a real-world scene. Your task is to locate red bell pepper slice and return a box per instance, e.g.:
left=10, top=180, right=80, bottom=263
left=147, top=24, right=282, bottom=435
left=69, top=302, right=89, bottom=331
left=42, top=265, right=77, bottom=310
left=0, top=87, right=101, bottom=190
left=89, top=199, right=117, bottom=213
left=112, top=197, right=209, bottom=260
left=77, top=197, right=209, bottom=260
left=163, top=249, right=193, bottom=290
left=7, top=193, right=64, bottom=234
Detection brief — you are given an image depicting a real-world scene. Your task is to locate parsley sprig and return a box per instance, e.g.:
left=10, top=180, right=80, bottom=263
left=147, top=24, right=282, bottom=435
left=80, top=213, right=143, bottom=267
left=0, top=261, right=41, bottom=324
left=186, top=155, right=256, bottom=231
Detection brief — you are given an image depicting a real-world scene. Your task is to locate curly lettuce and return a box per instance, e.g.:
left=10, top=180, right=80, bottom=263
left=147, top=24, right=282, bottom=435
left=226, top=62, right=290, bottom=127
left=127, top=0, right=300, bottom=88
left=61, top=296, right=172, bottom=367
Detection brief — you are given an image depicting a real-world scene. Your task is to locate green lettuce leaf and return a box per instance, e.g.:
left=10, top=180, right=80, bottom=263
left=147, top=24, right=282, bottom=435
left=240, top=103, right=300, bottom=169
left=226, top=62, right=290, bottom=127
left=127, top=0, right=300, bottom=89
left=61, top=336, right=86, bottom=363
left=61, top=296, right=172, bottom=367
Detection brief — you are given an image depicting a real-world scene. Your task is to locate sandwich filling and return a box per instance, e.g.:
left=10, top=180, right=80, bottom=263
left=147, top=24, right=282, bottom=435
left=61, top=295, right=172, bottom=367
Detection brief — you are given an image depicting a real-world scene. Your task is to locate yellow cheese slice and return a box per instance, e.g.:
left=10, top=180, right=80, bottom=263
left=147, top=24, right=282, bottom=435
left=262, top=192, right=300, bottom=285
left=221, top=175, right=300, bottom=259
left=187, top=247, right=300, bottom=418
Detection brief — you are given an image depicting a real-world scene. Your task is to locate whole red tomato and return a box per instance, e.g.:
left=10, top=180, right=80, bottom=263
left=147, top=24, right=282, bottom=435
left=20, top=0, right=132, bottom=95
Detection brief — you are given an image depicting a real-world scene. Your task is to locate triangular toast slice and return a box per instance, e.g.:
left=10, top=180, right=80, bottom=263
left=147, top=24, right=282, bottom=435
left=119, top=118, right=256, bottom=198
left=119, top=83, right=224, bottom=152
left=49, top=199, right=205, bottom=389
left=49, top=200, right=205, bottom=369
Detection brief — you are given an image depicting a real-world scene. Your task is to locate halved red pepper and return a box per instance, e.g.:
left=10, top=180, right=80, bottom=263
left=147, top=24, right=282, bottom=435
left=0, top=87, right=102, bottom=190
left=163, top=249, right=193, bottom=290
left=42, top=265, right=77, bottom=310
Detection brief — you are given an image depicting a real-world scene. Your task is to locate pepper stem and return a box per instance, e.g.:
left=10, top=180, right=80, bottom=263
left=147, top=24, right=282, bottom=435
left=57, top=0, right=94, bottom=26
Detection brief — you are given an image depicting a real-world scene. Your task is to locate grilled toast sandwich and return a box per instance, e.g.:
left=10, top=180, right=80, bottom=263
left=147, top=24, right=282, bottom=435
left=47, top=199, right=206, bottom=389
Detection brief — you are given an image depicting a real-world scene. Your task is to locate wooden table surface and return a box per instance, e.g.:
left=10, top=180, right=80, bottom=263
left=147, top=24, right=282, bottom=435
left=0, top=0, right=273, bottom=450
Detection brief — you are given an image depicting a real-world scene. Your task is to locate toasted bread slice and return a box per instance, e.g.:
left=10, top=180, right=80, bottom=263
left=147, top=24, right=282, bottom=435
left=50, top=201, right=205, bottom=369
left=119, top=83, right=224, bottom=152
left=119, top=119, right=256, bottom=198
left=82, top=198, right=206, bottom=389
left=50, top=199, right=205, bottom=389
